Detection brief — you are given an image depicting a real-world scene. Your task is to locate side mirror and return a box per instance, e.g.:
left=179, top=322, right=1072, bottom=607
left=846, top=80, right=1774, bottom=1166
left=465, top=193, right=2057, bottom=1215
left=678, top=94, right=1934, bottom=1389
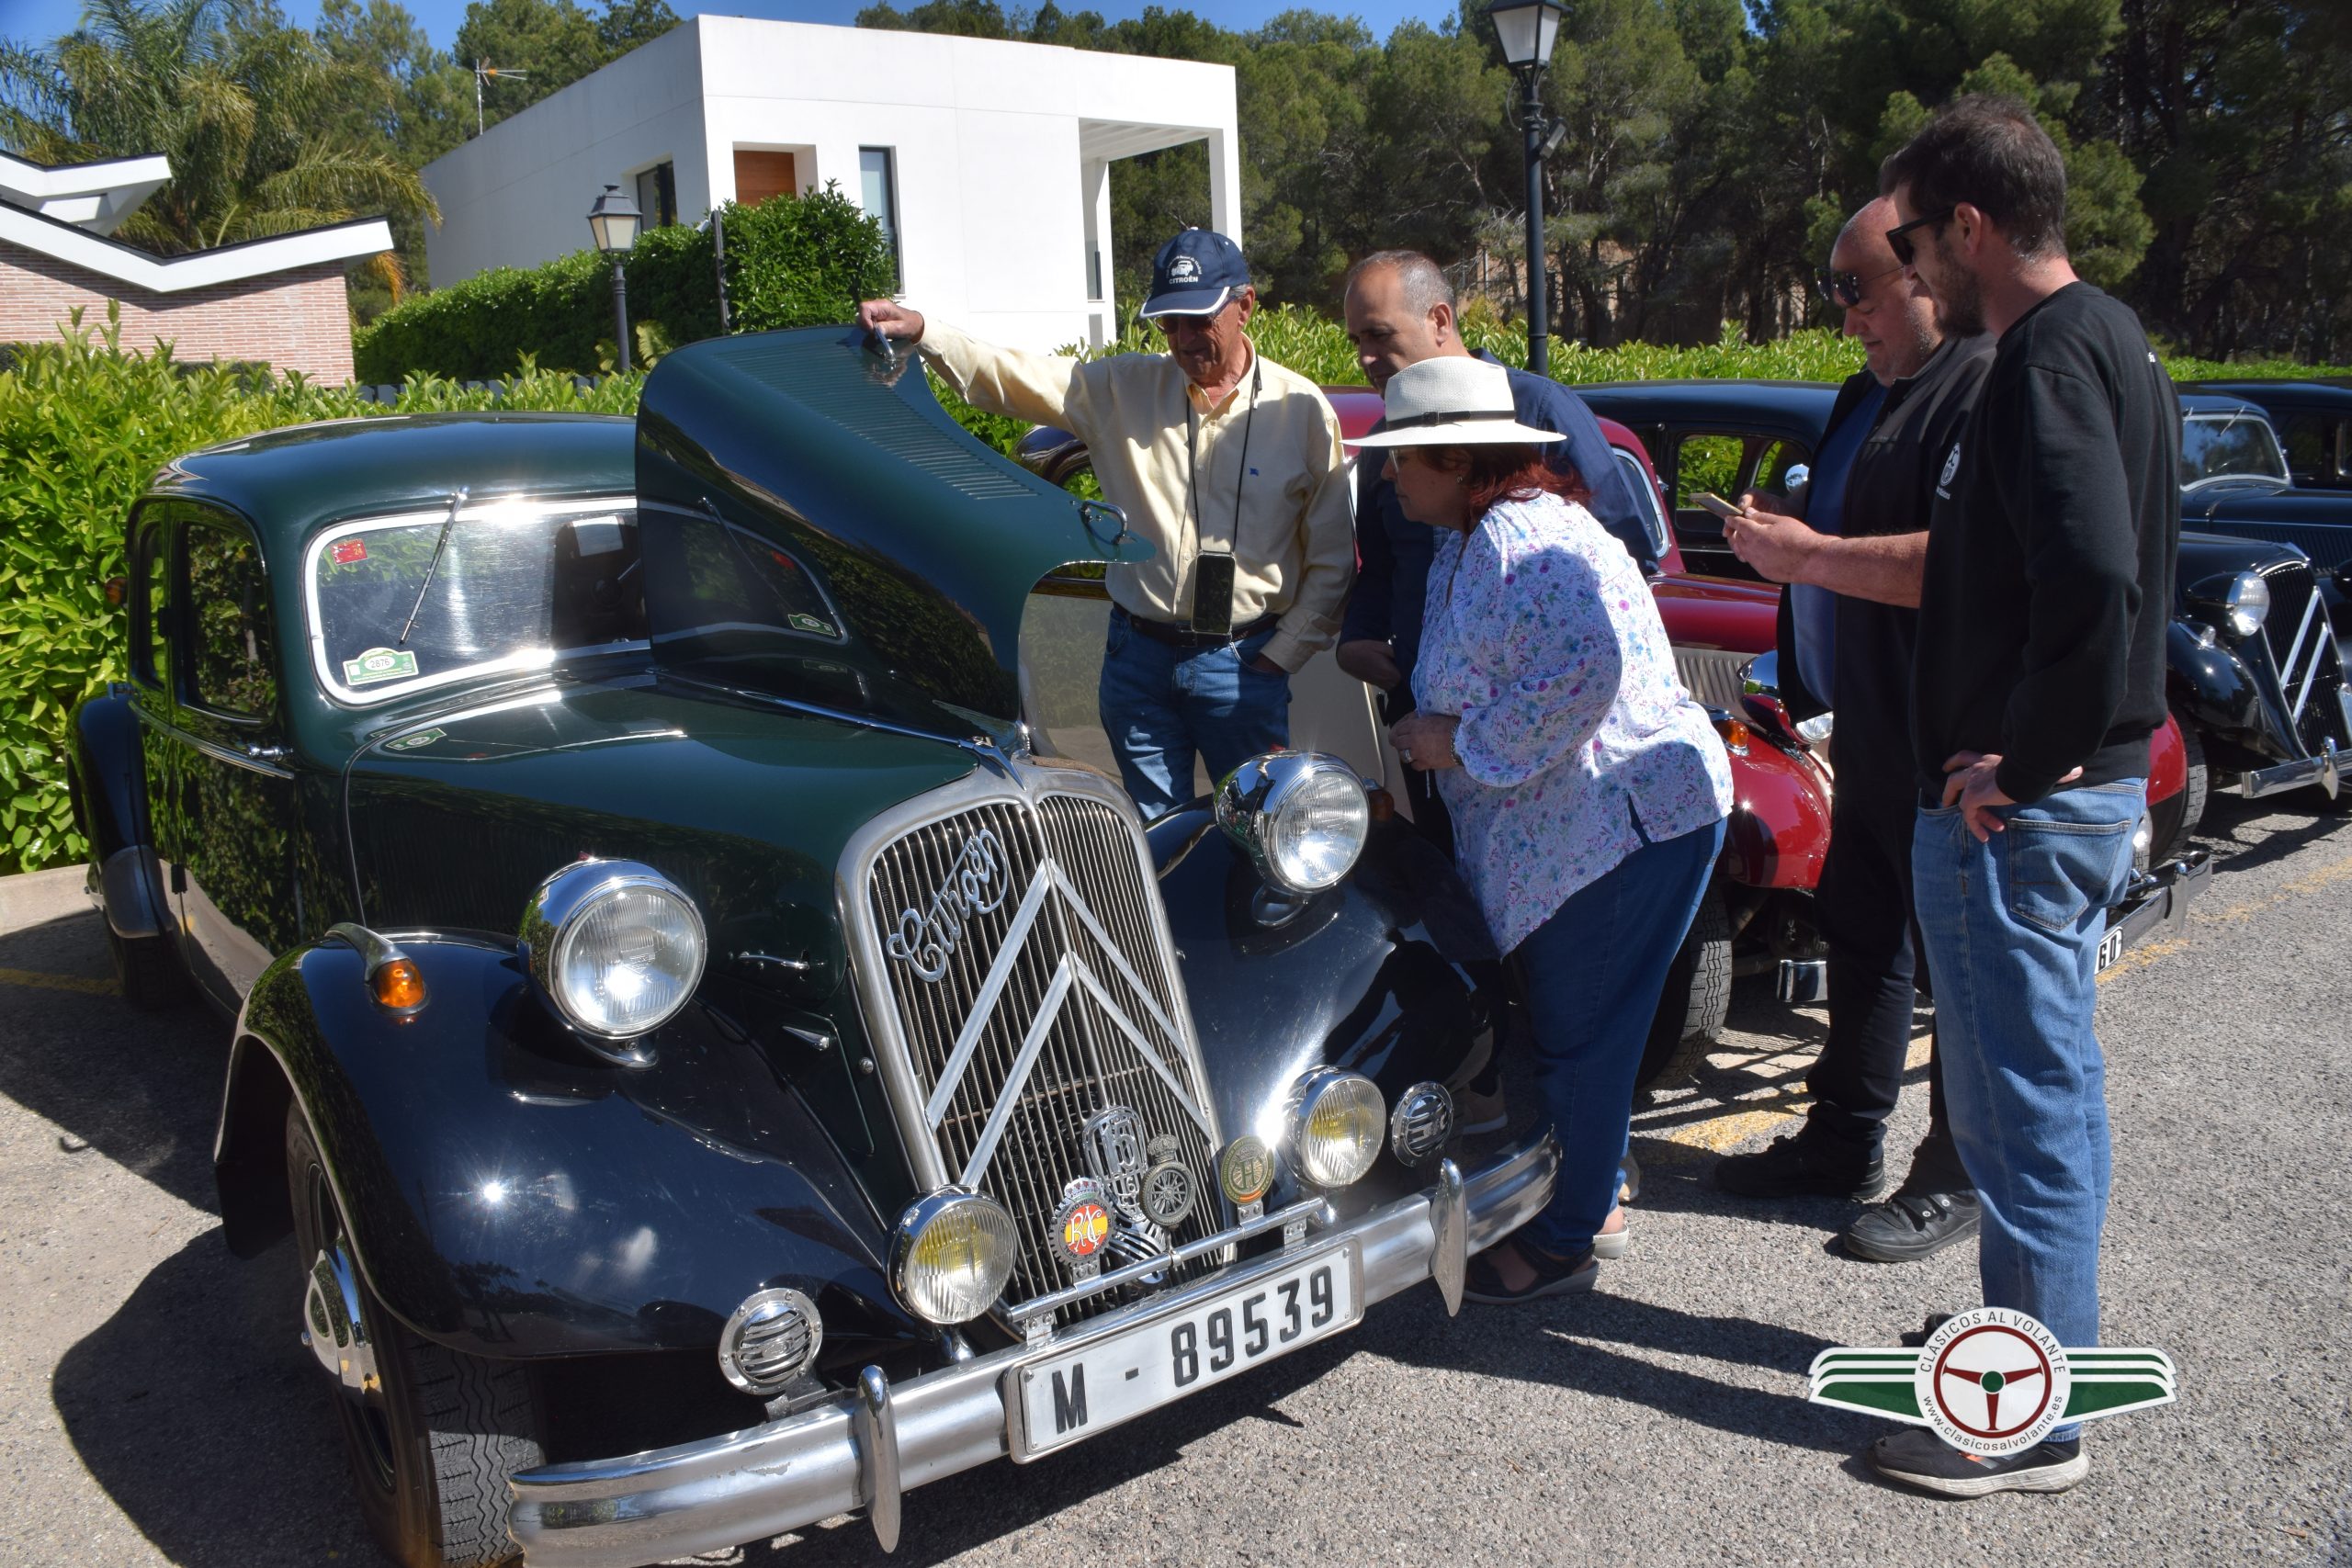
left=1737, top=650, right=1793, bottom=738
left=1781, top=463, right=1811, bottom=492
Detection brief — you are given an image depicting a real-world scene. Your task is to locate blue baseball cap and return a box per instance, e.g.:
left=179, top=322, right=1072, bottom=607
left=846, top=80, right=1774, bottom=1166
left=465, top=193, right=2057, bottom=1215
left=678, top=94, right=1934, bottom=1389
left=1140, top=228, right=1250, bottom=319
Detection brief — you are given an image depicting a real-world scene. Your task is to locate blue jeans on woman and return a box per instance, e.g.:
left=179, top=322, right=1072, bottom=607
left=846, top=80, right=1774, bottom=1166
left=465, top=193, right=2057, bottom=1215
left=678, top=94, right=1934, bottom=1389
left=1911, top=778, right=2143, bottom=1443
left=1515, top=814, right=1725, bottom=1258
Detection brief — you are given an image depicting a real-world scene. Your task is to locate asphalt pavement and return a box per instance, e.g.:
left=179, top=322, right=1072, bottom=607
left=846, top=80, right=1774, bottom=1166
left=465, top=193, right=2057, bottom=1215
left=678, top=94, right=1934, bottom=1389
left=2, top=790, right=2347, bottom=1568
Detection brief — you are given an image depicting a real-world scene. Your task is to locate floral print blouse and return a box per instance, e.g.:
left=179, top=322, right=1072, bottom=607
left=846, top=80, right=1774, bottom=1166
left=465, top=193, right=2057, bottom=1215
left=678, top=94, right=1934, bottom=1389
left=1413, top=491, right=1734, bottom=955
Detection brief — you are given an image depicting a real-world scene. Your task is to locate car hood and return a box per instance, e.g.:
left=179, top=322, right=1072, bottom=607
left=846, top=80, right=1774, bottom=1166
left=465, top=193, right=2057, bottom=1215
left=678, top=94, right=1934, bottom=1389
left=2186, top=482, right=2346, bottom=525
left=634, top=328, right=1154, bottom=739
left=344, top=673, right=977, bottom=997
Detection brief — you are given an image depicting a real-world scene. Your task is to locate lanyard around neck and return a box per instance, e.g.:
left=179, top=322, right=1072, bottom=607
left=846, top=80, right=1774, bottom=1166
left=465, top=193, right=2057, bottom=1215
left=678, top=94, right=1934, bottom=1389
left=1185, top=357, right=1263, bottom=550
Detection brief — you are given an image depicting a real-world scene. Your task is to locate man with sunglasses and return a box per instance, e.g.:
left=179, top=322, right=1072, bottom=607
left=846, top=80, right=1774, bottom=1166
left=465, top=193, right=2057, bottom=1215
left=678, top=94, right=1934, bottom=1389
left=857, top=230, right=1353, bottom=817
left=1709, top=199, right=1994, bottom=1269
left=1860, top=96, right=2179, bottom=1500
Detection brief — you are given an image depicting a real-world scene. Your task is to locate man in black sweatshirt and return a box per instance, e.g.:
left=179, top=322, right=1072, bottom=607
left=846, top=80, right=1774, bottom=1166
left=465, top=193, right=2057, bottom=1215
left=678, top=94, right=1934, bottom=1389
left=1866, top=96, right=2180, bottom=1499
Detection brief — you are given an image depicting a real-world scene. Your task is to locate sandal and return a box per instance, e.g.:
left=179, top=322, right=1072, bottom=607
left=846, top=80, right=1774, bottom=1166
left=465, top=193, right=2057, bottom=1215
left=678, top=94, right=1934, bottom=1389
left=1463, top=1239, right=1599, bottom=1304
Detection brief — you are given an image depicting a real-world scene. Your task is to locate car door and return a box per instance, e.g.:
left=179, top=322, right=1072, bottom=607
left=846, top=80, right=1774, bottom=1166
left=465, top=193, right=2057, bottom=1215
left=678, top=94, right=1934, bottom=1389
left=1662, top=430, right=1815, bottom=581
left=151, top=504, right=300, bottom=1007
left=123, top=508, right=190, bottom=962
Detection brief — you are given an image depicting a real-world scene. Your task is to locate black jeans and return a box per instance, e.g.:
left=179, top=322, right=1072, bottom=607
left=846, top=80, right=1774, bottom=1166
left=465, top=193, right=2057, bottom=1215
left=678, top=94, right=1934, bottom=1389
left=1805, top=761, right=1971, bottom=1193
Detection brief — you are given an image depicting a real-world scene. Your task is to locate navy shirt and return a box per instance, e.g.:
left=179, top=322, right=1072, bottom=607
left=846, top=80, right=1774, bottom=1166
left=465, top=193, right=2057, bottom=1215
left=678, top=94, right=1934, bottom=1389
left=1790, top=378, right=1885, bottom=703
left=1341, top=354, right=1652, bottom=704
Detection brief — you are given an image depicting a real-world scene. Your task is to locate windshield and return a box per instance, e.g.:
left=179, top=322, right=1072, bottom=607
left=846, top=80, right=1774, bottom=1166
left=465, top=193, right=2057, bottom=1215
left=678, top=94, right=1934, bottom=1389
left=2180, top=411, right=2290, bottom=488
left=306, top=498, right=644, bottom=704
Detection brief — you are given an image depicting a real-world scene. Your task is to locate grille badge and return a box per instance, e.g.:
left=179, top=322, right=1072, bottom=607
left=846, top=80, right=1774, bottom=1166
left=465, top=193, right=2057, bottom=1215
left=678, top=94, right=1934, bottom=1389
left=1050, top=1180, right=1114, bottom=1280
left=1082, top=1106, right=1152, bottom=1223
left=885, top=827, right=1010, bottom=981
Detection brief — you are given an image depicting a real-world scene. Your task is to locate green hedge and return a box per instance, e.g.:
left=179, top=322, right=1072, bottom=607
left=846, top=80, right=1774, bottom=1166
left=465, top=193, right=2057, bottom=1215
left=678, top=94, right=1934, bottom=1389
left=354, top=183, right=895, bottom=382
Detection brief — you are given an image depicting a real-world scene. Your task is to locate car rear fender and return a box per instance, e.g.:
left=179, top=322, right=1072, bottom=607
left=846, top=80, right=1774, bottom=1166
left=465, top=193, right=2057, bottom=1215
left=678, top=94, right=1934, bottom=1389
left=218, top=932, right=925, bottom=1366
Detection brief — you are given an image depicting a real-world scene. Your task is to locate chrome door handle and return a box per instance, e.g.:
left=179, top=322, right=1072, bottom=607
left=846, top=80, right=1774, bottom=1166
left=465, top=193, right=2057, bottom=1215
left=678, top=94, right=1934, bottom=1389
left=243, top=742, right=291, bottom=763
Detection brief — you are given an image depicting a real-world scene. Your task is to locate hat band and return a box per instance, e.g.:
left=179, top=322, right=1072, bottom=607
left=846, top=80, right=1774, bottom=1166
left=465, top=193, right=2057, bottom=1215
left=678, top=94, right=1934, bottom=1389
left=1378, top=408, right=1520, bottom=432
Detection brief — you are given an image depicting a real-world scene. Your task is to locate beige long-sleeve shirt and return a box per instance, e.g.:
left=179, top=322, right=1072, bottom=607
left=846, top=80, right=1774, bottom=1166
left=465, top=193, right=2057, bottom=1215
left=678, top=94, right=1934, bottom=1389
left=918, top=319, right=1355, bottom=672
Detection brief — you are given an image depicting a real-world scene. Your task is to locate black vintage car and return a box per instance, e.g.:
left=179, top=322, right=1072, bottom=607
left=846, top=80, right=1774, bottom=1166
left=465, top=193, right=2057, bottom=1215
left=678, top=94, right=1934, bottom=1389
left=2181, top=378, right=2352, bottom=493
left=69, top=329, right=1557, bottom=1568
left=2171, top=389, right=2352, bottom=631
left=1579, top=378, right=2352, bottom=829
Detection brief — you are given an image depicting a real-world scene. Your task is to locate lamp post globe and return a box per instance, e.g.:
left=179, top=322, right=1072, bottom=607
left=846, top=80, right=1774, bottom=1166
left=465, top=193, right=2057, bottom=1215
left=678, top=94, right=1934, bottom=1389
left=1486, top=0, right=1565, bottom=376
left=586, top=184, right=644, bottom=372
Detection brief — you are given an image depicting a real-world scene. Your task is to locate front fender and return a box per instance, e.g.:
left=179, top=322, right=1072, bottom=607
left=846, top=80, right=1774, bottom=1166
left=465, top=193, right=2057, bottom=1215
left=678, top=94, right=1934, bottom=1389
left=220, top=933, right=925, bottom=1367
left=1720, top=739, right=1831, bottom=889
left=69, top=685, right=168, bottom=938
left=1153, top=812, right=1498, bottom=1209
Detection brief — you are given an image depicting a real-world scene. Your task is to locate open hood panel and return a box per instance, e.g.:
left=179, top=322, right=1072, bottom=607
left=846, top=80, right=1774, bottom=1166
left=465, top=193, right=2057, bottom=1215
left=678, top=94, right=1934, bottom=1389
left=635, top=327, right=1151, bottom=737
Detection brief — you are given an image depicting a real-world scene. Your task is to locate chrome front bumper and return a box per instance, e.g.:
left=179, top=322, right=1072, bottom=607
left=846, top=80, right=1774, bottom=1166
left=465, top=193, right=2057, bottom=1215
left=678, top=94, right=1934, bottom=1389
left=508, top=1135, right=1559, bottom=1567
left=2104, top=848, right=2211, bottom=961
left=2240, top=735, right=2343, bottom=799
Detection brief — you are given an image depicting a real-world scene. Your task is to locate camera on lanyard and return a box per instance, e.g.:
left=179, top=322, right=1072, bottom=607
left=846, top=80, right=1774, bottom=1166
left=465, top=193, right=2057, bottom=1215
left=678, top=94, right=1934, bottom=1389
left=1187, top=361, right=1262, bottom=637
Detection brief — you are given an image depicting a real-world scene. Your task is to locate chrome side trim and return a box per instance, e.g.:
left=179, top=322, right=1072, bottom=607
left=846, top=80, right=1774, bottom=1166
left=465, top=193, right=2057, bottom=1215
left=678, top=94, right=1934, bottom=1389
left=853, top=1367, right=901, bottom=1554
left=507, top=1135, right=1558, bottom=1568
left=138, top=708, right=295, bottom=780
left=1430, top=1158, right=1466, bottom=1317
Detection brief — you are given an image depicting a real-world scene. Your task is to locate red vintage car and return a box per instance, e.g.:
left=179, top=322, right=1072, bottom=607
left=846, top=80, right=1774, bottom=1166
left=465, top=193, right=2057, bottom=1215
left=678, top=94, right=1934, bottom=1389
left=1016, top=386, right=2201, bottom=1091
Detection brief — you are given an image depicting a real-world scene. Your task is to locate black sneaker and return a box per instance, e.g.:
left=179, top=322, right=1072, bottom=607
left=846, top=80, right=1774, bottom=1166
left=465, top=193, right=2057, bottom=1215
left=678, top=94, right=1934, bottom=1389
left=1841, top=1190, right=1982, bottom=1262
left=1868, top=1427, right=2088, bottom=1497
left=1463, top=1241, right=1598, bottom=1304
left=1713, top=1131, right=1888, bottom=1201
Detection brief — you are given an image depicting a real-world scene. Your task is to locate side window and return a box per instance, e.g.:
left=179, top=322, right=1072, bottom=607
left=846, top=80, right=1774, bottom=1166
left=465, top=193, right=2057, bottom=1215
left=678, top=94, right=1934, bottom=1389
left=132, top=517, right=171, bottom=692
left=1672, top=434, right=1743, bottom=511
left=185, top=520, right=277, bottom=718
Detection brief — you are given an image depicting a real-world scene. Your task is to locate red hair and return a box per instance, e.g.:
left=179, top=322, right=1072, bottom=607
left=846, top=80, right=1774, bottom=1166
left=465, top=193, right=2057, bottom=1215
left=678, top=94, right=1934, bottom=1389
left=1412, top=443, right=1589, bottom=519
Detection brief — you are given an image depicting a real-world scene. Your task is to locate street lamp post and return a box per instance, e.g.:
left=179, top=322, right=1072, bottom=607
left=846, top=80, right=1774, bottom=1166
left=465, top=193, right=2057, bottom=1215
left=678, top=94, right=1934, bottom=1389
left=1487, top=0, right=1566, bottom=376
left=586, top=184, right=644, bottom=372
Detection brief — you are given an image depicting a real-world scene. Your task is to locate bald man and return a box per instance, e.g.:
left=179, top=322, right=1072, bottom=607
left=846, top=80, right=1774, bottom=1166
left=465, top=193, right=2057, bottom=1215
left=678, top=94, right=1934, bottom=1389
left=1709, top=198, right=1994, bottom=1265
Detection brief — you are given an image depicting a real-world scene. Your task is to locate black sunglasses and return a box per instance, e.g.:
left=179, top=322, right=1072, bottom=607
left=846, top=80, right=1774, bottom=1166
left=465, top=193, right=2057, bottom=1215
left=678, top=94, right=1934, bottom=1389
left=1885, top=207, right=1957, bottom=266
left=1814, top=263, right=1906, bottom=308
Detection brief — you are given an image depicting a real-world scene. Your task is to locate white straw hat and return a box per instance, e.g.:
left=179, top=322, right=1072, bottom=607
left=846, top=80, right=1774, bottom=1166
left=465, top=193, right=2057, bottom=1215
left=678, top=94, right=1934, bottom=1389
left=1351, top=356, right=1563, bottom=446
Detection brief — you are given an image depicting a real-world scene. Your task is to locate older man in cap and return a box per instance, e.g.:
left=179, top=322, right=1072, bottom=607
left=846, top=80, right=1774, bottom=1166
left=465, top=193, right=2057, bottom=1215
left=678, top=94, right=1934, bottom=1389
left=857, top=230, right=1354, bottom=817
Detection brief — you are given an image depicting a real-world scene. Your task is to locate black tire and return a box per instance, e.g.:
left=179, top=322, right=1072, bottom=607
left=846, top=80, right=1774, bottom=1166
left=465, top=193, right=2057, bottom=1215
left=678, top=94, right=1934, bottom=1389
left=1636, top=888, right=1731, bottom=1092
left=105, top=921, right=189, bottom=1011
left=286, top=1106, right=540, bottom=1568
left=2159, top=708, right=2209, bottom=854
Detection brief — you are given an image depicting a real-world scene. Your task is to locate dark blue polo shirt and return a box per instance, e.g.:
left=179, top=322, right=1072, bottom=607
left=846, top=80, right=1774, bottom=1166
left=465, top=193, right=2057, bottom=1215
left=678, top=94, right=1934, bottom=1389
left=1341, top=353, right=1653, bottom=694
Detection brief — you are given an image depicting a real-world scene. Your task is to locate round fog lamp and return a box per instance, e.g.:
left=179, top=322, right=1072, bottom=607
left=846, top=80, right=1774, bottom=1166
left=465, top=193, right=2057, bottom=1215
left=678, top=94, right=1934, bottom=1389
left=522, top=860, right=707, bottom=1056
left=890, top=1190, right=1018, bottom=1325
left=1216, top=751, right=1371, bottom=895
left=2224, top=571, right=2270, bottom=638
left=1286, top=1067, right=1385, bottom=1188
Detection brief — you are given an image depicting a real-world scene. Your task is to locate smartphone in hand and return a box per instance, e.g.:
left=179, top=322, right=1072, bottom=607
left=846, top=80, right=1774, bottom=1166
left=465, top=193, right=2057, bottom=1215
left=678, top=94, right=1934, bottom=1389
left=1691, top=491, right=1744, bottom=520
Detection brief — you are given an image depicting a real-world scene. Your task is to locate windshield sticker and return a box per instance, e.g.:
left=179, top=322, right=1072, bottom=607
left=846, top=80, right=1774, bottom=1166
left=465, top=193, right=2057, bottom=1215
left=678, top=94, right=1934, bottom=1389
left=788, top=612, right=837, bottom=636
left=331, top=537, right=368, bottom=564
left=344, top=647, right=420, bottom=686
left=383, top=727, right=445, bottom=753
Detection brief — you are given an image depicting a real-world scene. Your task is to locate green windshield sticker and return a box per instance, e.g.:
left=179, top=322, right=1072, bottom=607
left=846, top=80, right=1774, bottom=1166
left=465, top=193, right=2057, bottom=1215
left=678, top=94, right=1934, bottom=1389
left=788, top=613, right=836, bottom=637
left=344, top=647, right=420, bottom=686
left=383, top=727, right=445, bottom=752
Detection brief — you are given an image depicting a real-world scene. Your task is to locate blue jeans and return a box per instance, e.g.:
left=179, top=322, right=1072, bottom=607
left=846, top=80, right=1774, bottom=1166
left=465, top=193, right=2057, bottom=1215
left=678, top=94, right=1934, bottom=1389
left=1912, top=778, right=2142, bottom=1443
left=1515, top=815, right=1725, bottom=1257
left=1099, top=610, right=1291, bottom=818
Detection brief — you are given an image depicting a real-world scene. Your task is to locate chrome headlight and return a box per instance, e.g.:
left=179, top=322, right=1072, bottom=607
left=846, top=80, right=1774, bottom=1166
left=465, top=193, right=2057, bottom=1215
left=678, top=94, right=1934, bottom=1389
left=2224, top=571, right=2271, bottom=638
left=1216, top=751, right=1371, bottom=895
left=890, top=1190, right=1019, bottom=1325
left=1285, top=1067, right=1385, bottom=1188
left=520, top=859, right=707, bottom=1058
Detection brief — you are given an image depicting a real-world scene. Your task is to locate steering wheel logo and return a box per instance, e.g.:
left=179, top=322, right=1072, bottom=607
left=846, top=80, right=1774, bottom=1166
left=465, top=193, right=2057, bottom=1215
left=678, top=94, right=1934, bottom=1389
left=1915, top=1311, right=2073, bottom=1456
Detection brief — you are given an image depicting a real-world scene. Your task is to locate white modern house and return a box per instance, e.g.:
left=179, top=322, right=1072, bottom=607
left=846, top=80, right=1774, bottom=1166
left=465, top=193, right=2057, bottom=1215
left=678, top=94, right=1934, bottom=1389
left=422, top=17, right=1241, bottom=352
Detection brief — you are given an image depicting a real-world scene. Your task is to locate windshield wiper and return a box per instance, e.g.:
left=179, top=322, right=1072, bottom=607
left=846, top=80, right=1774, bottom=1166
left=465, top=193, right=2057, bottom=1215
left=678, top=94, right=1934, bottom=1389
left=398, top=486, right=469, bottom=646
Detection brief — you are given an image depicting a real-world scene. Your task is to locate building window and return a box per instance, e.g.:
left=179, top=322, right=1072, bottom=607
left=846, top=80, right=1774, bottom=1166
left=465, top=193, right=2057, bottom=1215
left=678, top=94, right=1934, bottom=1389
left=733, top=150, right=799, bottom=207
left=858, top=147, right=900, bottom=288
left=634, top=161, right=676, bottom=228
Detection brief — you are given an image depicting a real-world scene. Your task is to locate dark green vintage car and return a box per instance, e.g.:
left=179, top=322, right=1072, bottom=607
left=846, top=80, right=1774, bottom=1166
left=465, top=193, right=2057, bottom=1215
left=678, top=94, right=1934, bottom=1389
left=70, top=328, right=1555, bottom=1568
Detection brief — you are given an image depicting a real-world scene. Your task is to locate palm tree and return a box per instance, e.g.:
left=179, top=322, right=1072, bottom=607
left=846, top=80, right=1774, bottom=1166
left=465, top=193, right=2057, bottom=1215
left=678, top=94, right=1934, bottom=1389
left=0, top=0, right=436, bottom=299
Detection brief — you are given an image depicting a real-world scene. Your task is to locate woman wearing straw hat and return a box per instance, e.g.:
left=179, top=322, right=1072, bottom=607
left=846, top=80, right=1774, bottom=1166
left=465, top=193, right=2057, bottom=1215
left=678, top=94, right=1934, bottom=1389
left=1356, top=356, right=1734, bottom=1301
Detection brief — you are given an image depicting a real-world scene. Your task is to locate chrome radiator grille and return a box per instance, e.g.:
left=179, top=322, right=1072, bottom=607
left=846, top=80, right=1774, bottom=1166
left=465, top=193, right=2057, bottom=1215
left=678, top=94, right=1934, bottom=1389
left=854, top=777, right=1223, bottom=1325
left=2256, top=561, right=2348, bottom=750
left=1675, top=648, right=1752, bottom=714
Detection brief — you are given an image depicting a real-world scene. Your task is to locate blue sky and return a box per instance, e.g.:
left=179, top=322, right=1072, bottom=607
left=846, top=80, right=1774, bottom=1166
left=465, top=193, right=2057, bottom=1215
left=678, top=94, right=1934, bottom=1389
left=5, top=0, right=1464, bottom=52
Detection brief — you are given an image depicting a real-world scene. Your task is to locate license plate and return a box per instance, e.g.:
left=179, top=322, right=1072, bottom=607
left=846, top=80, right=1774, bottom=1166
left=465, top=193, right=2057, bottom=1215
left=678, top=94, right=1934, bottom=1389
left=1005, top=1243, right=1363, bottom=1460
left=2095, top=925, right=2125, bottom=971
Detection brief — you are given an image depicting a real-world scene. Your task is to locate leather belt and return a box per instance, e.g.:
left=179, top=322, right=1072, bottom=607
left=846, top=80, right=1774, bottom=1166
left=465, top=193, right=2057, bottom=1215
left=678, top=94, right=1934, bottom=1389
left=1115, top=607, right=1280, bottom=649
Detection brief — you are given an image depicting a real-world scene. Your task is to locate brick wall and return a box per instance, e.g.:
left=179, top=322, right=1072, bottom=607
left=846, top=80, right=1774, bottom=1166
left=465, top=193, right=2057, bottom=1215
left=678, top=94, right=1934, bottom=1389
left=0, top=239, right=357, bottom=383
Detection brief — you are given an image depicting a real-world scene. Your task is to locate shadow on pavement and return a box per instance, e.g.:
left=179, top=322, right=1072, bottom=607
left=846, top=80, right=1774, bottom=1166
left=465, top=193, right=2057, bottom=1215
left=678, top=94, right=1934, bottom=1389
left=2199, top=793, right=2348, bottom=881
left=0, top=908, right=231, bottom=1216
left=51, top=1226, right=386, bottom=1568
